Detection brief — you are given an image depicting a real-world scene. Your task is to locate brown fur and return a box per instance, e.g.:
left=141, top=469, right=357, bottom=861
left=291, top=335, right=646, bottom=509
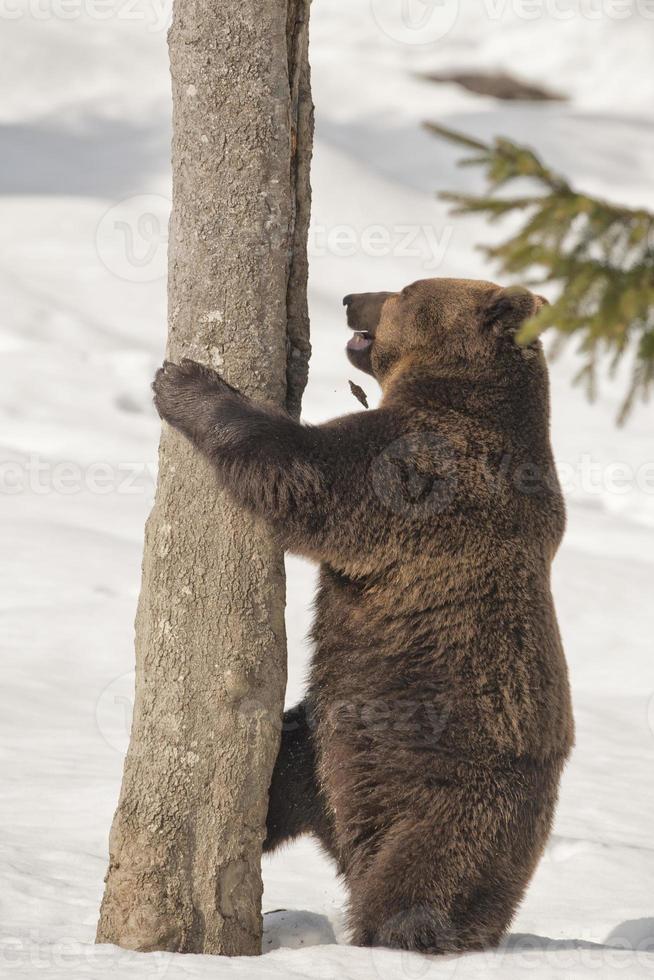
left=152, top=276, right=574, bottom=955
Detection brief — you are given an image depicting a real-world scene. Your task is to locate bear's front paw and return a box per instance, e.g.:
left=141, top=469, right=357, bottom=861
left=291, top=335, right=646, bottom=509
left=152, top=358, right=241, bottom=439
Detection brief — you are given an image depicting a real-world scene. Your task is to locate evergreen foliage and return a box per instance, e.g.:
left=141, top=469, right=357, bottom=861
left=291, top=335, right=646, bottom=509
left=425, top=122, right=654, bottom=421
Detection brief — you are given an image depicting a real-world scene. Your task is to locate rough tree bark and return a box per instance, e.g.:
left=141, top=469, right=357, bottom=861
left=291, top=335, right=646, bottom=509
left=96, top=0, right=313, bottom=956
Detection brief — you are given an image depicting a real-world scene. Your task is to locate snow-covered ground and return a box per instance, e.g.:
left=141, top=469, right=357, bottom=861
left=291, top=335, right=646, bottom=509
left=2, top=1, right=654, bottom=977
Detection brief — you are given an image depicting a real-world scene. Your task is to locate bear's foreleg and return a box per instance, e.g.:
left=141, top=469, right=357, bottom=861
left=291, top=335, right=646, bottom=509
left=152, top=357, right=400, bottom=568
left=151, top=358, right=341, bottom=554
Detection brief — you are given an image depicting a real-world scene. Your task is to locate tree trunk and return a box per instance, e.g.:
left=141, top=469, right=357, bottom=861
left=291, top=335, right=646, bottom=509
left=96, top=0, right=312, bottom=956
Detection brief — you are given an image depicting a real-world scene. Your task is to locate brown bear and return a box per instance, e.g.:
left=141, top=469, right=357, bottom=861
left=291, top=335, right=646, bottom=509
left=152, top=276, right=574, bottom=955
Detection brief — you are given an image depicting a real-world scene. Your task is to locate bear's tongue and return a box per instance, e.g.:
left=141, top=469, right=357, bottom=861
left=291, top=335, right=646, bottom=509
left=347, top=331, right=373, bottom=352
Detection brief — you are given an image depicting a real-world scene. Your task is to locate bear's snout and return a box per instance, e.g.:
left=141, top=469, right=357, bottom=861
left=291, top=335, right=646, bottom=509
left=343, top=291, right=394, bottom=334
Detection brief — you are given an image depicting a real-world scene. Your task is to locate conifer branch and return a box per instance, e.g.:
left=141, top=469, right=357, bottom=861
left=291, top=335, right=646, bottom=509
left=425, top=122, right=654, bottom=420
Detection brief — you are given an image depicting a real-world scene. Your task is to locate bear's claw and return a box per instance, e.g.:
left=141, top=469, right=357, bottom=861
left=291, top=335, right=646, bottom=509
left=152, top=358, right=241, bottom=432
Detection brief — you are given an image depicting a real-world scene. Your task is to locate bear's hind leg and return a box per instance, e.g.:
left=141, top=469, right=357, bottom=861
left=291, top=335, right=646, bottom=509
left=264, top=702, right=336, bottom=858
left=346, top=814, right=515, bottom=955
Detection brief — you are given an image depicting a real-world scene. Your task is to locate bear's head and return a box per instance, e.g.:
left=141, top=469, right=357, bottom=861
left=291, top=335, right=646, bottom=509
left=343, top=277, right=548, bottom=386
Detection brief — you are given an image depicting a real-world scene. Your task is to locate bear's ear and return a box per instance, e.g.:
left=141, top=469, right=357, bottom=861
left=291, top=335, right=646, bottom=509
left=484, top=286, right=548, bottom=338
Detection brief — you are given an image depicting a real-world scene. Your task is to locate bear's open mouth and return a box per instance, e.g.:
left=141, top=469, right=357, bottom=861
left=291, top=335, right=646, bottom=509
left=346, top=331, right=374, bottom=353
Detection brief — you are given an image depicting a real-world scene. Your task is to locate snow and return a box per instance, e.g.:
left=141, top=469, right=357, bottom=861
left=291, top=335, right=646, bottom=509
left=2, top=1, right=654, bottom=977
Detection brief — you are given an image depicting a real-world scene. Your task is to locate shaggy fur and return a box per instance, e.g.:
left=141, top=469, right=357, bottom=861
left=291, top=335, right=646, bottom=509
left=152, top=276, right=574, bottom=955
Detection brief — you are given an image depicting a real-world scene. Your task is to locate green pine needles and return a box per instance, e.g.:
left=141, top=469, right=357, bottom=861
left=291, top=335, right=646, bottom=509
left=426, top=122, right=654, bottom=422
